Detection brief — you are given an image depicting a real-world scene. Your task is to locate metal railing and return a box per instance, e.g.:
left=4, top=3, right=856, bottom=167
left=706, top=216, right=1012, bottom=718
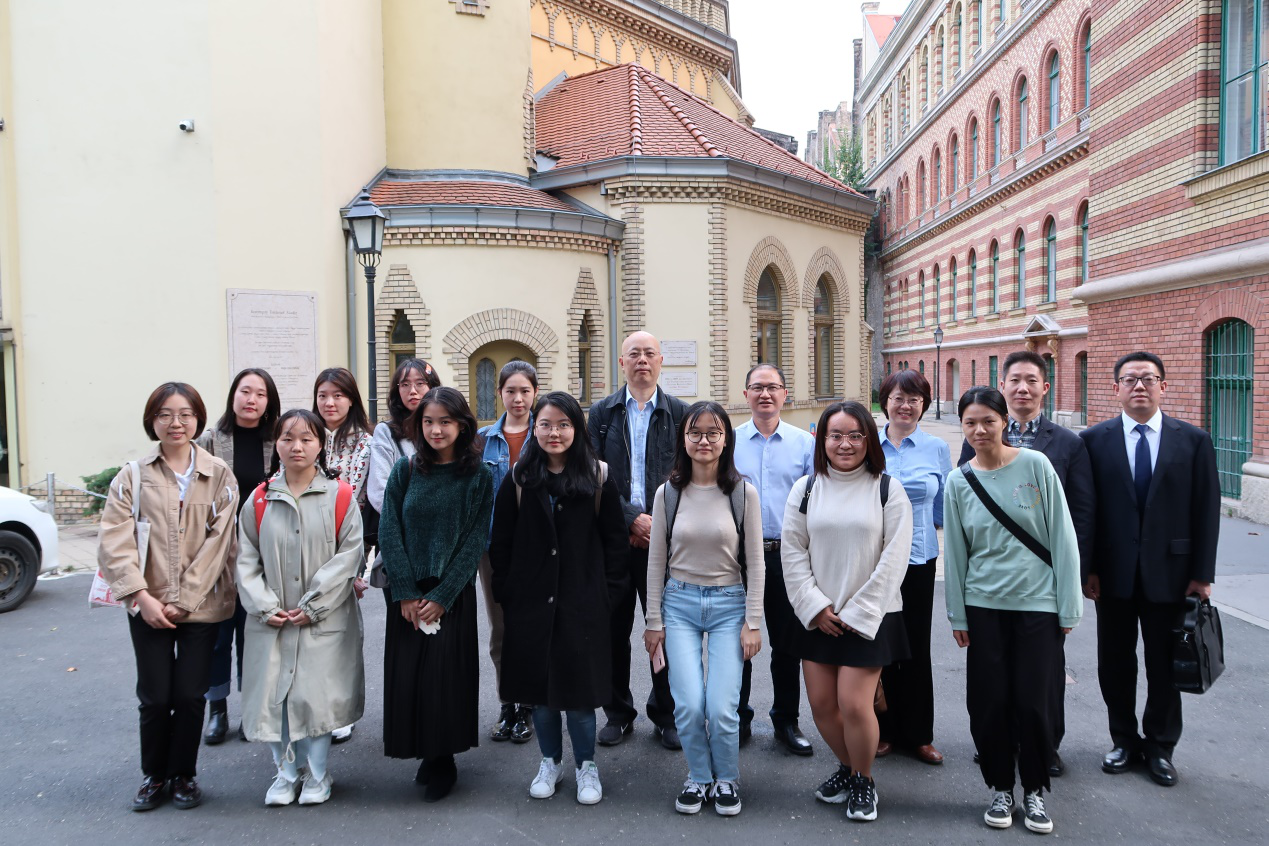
left=21, top=473, right=107, bottom=524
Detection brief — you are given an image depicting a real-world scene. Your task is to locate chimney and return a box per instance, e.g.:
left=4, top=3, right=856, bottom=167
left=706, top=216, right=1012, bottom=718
left=852, top=38, right=863, bottom=133
left=861, top=2, right=881, bottom=14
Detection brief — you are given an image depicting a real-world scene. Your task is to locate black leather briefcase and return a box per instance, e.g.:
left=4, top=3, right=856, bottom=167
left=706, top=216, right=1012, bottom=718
left=1173, top=597, right=1225, bottom=694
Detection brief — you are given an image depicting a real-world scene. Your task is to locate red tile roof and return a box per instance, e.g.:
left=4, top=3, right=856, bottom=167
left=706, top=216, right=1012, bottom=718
left=369, top=180, right=577, bottom=212
left=866, top=14, right=903, bottom=48
left=536, top=64, right=858, bottom=194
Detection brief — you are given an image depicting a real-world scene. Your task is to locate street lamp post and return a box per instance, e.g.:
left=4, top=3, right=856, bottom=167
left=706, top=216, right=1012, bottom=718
left=346, top=189, right=388, bottom=421
left=933, top=325, right=944, bottom=421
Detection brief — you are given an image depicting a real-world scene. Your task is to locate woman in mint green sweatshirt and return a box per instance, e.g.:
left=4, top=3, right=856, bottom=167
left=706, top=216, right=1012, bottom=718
left=944, top=387, right=1081, bottom=837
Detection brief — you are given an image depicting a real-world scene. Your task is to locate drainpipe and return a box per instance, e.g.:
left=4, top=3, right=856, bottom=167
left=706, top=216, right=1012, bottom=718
left=345, top=232, right=358, bottom=377
left=607, top=245, right=619, bottom=388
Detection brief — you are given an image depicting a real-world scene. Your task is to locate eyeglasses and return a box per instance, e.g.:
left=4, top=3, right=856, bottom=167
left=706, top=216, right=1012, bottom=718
left=535, top=421, right=574, bottom=433
left=1116, top=375, right=1161, bottom=388
left=685, top=430, right=725, bottom=443
left=887, top=396, right=921, bottom=408
left=826, top=432, right=867, bottom=445
left=154, top=411, right=197, bottom=426
left=397, top=380, right=430, bottom=393
left=746, top=383, right=787, bottom=395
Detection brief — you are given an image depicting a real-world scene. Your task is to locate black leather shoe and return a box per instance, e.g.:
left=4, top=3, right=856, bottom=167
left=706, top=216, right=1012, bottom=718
left=491, top=703, right=515, bottom=741
left=775, top=723, right=814, bottom=756
left=655, top=724, right=682, bottom=750
left=1048, top=751, right=1065, bottom=777
left=510, top=705, right=534, bottom=744
left=739, top=719, right=752, bottom=743
left=204, top=700, right=228, bottom=746
left=1148, top=756, right=1178, bottom=787
left=597, top=721, right=633, bottom=746
left=1102, top=745, right=1136, bottom=774
left=131, top=777, right=166, bottom=812
left=423, top=758, right=457, bottom=802
left=169, top=776, right=203, bottom=810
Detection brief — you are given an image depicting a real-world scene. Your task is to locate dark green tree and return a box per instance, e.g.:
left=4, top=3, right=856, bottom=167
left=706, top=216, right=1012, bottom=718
left=822, top=130, right=867, bottom=190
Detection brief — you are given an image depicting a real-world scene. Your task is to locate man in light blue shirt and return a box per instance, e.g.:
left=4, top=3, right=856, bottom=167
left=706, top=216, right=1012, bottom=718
left=733, top=363, right=815, bottom=756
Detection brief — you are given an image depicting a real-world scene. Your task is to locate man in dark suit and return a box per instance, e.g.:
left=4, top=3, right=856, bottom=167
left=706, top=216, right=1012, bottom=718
left=959, top=350, right=1095, bottom=777
left=1080, top=351, right=1219, bottom=787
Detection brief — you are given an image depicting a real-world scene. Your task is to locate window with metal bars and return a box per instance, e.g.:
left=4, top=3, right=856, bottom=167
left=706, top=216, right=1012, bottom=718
left=1205, top=319, right=1254, bottom=497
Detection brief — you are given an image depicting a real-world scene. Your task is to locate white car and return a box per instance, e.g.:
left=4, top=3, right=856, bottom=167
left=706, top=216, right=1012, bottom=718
left=0, top=485, right=60, bottom=612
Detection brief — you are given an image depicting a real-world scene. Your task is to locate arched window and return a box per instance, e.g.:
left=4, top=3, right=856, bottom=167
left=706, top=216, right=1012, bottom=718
left=954, top=5, right=964, bottom=70
left=1082, top=23, right=1092, bottom=110
left=933, top=149, right=942, bottom=202
left=1017, top=78, right=1029, bottom=149
left=1015, top=229, right=1027, bottom=308
left=476, top=358, right=496, bottom=422
left=968, top=249, right=978, bottom=316
left=950, top=256, right=959, bottom=321
left=919, top=271, right=927, bottom=326
left=1043, top=354, right=1057, bottom=418
left=934, top=264, right=942, bottom=324
left=756, top=269, right=781, bottom=367
left=951, top=135, right=960, bottom=190
left=991, top=240, right=1001, bottom=311
left=992, top=100, right=1002, bottom=166
left=1044, top=217, right=1058, bottom=302
left=813, top=276, right=834, bottom=397
left=970, top=119, right=979, bottom=179
left=1047, top=52, right=1061, bottom=131
left=975, top=0, right=984, bottom=51
left=388, top=310, right=417, bottom=372
left=1078, top=202, right=1089, bottom=284
left=919, top=360, right=926, bottom=375
left=577, top=319, right=592, bottom=404
left=918, top=161, right=927, bottom=210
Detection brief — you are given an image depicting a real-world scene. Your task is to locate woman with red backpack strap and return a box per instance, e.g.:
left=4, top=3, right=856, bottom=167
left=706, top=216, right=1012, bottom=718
left=236, top=409, right=365, bottom=807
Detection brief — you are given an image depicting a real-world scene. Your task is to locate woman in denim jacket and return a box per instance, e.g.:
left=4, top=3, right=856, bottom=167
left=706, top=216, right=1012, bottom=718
left=477, top=360, right=538, bottom=742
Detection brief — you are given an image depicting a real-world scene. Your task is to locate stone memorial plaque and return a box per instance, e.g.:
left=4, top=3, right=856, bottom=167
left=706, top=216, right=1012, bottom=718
left=660, top=371, right=698, bottom=397
left=661, top=340, right=698, bottom=367
left=227, top=289, right=318, bottom=410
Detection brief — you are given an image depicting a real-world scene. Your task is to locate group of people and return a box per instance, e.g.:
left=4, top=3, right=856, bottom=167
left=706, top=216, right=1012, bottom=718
left=96, top=332, right=1219, bottom=834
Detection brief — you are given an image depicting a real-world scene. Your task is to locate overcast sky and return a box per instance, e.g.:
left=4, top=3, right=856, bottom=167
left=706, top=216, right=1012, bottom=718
left=727, top=0, right=910, bottom=149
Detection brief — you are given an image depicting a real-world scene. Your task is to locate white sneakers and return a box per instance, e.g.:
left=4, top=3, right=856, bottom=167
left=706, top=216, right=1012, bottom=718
left=530, top=758, right=604, bottom=804
left=575, top=761, right=603, bottom=805
left=264, top=772, right=300, bottom=806
left=298, top=772, right=333, bottom=805
left=530, top=757, right=565, bottom=799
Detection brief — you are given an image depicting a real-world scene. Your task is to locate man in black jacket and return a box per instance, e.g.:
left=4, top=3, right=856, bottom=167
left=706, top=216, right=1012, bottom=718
left=587, top=331, right=687, bottom=749
left=1080, top=351, right=1218, bottom=787
left=958, top=350, right=1095, bottom=777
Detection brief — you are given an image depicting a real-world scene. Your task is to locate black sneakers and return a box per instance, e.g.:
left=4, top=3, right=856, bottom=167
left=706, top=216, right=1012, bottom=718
left=814, top=763, right=852, bottom=804
left=1023, top=790, right=1053, bottom=834
left=675, top=779, right=709, bottom=814
left=984, top=790, right=1014, bottom=829
left=711, top=780, right=742, bottom=816
left=597, top=720, right=633, bottom=746
left=845, top=774, right=878, bottom=822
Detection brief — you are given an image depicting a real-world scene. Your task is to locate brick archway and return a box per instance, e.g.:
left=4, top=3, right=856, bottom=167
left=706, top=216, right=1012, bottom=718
left=374, top=265, right=433, bottom=408
left=743, top=236, right=799, bottom=394
left=803, top=246, right=851, bottom=399
left=442, top=309, right=559, bottom=396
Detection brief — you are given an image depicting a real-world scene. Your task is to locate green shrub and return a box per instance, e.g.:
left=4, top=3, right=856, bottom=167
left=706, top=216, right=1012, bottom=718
left=81, top=466, right=120, bottom=517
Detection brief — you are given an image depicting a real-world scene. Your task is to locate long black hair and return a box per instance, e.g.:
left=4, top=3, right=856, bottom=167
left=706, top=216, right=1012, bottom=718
left=386, top=358, right=441, bottom=442
left=668, top=401, right=742, bottom=495
left=813, top=400, right=886, bottom=477
left=311, top=367, right=371, bottom=448
left=408, top=386, right=483, bottom=475
left=957, top=386, right=1010, bottom=445
left=268, top=409, right=338, bottom=479
left=216, top=368, right=282, bottom=435
left=513, top=392, right=600, bottom=497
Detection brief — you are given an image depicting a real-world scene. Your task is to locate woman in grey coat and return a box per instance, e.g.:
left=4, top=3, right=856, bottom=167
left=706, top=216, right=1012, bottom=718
left=237, top=410, right=365, bottom=807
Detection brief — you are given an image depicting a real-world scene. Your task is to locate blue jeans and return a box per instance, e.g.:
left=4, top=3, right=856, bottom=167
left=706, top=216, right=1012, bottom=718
left=662, top=578, right=746, bottom=784
left=532, top=706, right=596, bottom=768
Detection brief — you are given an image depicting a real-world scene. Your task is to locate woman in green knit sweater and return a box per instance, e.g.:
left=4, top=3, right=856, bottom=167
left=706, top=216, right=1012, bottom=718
left=944, top=386, right=1081, bottom=837
left=378, top=387, right=494, bottom=802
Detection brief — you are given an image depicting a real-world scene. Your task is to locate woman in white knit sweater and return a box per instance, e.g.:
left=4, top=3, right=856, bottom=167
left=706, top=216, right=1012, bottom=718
left=781, top=400, right=914, bottom=823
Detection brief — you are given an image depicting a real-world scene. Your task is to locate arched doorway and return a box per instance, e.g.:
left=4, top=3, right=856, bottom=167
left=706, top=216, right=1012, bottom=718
left=469, top=340, right=537, bottom=427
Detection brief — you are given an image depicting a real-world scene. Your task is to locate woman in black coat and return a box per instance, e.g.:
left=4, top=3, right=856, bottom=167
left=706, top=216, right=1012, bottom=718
left=489, top=392, right=629, bottom=805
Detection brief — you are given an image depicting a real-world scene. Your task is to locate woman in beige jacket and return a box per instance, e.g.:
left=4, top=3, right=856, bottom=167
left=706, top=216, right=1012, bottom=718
left=96, top=382, right=238, bottom=813
left=236, top=409, right=365, bottom=807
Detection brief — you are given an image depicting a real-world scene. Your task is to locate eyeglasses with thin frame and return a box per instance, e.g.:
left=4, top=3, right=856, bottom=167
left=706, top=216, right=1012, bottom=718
left=397, top=379, right=430, bottom=393
left=685, top=430, right=725, bottom=444
left=154, top=411, right=198, bottom=426
left=535, top=421, right=574, bottom=433
left=826, top=431, right=867, bottom=445
left=887, top=395, right=921, bottom=408
left=746, top=383, right=787, bottom=395
left=1116, top=375, right=1161, bottom=388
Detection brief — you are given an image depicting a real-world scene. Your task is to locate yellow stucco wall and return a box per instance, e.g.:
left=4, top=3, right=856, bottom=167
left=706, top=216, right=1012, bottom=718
left=385, top=0, right=531, bottom=173
left=4, top=0, right=385, bottom=481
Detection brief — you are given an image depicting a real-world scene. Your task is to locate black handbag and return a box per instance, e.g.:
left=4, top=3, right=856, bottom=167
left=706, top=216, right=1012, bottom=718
left=1173, top=596, right=1225, bottom=694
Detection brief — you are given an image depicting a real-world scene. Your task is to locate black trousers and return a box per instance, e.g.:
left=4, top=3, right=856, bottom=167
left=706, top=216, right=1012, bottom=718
left=878, top=561, right=936, bottom=747
left=1097, top=590, right=1185, bottom=756
left=739, top=545, right=802, bottom=727
left=965, top=607, right=1061, bottom=794
left=605, top=544, right=675, bottom=729
left=128, top=614, right=219, bottom=780
left=205, top=598, right=246, bottom=702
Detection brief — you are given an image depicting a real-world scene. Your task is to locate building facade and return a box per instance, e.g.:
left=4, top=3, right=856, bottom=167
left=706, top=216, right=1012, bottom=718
left=860, top=0, right=1093, bottom=423
left=1076, top=0, right=1269, bottom=521
left=0, top=0, right=871, bottom=489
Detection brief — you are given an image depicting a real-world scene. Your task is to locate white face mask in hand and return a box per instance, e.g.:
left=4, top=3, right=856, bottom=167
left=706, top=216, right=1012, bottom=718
left=418, top=620, right=441, bottom=635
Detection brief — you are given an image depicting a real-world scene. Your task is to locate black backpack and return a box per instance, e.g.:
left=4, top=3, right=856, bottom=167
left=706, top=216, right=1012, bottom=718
left=798, top=472, right=892, bottom=513
left=661, top=482, right=749, bottom=587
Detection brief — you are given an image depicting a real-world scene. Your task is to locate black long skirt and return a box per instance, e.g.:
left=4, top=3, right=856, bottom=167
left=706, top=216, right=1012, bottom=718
left=382, top=580, right=479, bottom=760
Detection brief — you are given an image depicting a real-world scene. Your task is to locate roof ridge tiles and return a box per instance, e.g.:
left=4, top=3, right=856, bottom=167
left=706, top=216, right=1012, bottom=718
left=628, top=65, right=643, bottom=156
left=635, top=67, right=722, bottom=158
